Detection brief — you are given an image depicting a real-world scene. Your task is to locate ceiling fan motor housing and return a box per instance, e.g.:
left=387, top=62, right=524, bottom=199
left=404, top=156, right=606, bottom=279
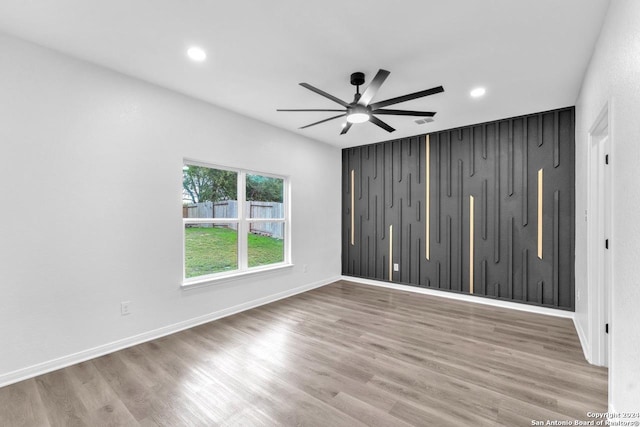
left=350, top=72, right=365, bottom=86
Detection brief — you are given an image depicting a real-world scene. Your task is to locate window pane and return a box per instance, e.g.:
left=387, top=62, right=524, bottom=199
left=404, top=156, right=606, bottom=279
left=183, top=165, right=238, bottom=218
left=248, top=222, right=284, bottom=268
left=185, top=223, right=238, bottom=278
left=246, top=174, right=284, bottom=218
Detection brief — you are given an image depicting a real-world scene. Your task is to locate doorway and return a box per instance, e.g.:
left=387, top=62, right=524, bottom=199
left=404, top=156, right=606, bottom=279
left=588, top=103, right=612, bottom=367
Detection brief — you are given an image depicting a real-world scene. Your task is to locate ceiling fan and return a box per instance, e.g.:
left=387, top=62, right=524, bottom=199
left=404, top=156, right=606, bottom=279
left=277, top=69, right=444, bottom=135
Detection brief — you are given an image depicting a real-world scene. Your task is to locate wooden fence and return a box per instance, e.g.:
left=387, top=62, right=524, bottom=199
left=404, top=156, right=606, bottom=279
left=183, top=201, right=284, bottom=239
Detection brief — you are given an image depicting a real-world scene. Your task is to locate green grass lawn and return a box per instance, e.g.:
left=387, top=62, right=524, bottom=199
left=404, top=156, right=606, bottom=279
left=185, top=226, right=284, bottom=278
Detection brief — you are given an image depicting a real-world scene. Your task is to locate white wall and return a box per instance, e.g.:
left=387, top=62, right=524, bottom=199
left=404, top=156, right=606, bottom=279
left=575, top=0, right=640, bottom=413
left=0, top=33, right=341, bottom=384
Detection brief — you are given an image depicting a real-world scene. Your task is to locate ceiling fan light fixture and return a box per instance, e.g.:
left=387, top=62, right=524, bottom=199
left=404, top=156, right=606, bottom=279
left=347, top=112, right=370, bottom=124
left=347, top=105, right=370, bottom=123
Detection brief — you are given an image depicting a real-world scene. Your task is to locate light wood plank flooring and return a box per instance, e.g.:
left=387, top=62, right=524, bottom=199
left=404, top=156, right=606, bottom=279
left=0, top=280, right=607, bottom=426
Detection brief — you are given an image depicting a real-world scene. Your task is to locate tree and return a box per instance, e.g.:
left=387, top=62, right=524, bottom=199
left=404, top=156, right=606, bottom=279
left=183, top=166, right=237, bottom=203
left=246, top=174, right=283, bottom=202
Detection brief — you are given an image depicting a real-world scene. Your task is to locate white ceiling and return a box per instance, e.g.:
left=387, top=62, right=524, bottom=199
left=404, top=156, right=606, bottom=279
left=0, top=0, right=610, bottom=148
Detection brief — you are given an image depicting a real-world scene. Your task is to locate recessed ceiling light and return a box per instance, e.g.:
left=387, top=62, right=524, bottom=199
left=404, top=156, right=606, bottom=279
left=470, top=87, right=486, bottom=98
left=187, top=46, right=207, bottom=62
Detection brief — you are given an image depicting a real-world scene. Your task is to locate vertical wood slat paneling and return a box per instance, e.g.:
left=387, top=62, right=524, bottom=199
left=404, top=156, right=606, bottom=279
left=366, top=235, right=370, bottom=277
left=523, top=117, right=529, bottom=226
left=446, top=132, right=452, bottom=197
left=494, top=123, right=501, bottom=263
left=554, top=111, right=560, bottom=168
left=469, top=128, right=476, bottom=177
left=373, top=194, right=382, bottom=278
left=417, top=238, right=423, bottom=286
left=538, top=168, right=543, bottom=259
left=358, top=215, right=368, bottom=275
left=436, top=135, right=441, bottom=244
left=398, top=199, right=403, bottom=283
left=457, top=160, right=463, bottom=291
left=426, top=135, right=430, bottom=260
left=351, top=169, right=355, bottom=245
left=417, top=137, right=421, bottom=184
left=407, top=223, right=412, bottom=284
left=342, top=150, right=349, bottom=274
left=508, top=120, right=514, bottom=196
left=382, top=144, right=387, bottom=240
left=482, top=124, right=488, bottom=159
left=366, top=176, right=371, bottom=220
left=389, top=225, right=393, bottom=282
left=522, top=249, right=528, bottom=301
left=390, top=143, right=395, bottom=207
left=482, top=180, right=488, bottom=240
left=470, top=195, right=475, bottom=294
left=359, top=214, right=363, bottom=275
left=446, top=216, right=452, bottom=289
left=553, top=190, right=560, bottom=306
left=359, top=149, right=363, bottom=200
left=374, top=144, right=378, bottom=179
left=342, top=107, right=575, bottom=311
left=538, top=115, right=543, bottom=147
left=538, top=280, right=544, bottom=304
left=398, top=140, right=403, bottom=182
left=508, top=216, right=514, bottom=299
left=482, top=259, right=487, bottom=294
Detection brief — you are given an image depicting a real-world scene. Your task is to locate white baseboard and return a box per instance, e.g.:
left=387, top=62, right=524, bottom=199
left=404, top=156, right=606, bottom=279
left=341, top=276, right=575, bottom=319
left=573, top=317, right=592, bottom=363
left=0, top=276, right=339, bottom=388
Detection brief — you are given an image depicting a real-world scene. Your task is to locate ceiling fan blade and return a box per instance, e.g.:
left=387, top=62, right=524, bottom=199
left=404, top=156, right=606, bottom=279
left=373, top=109, right=436, bottom=117
left=369, top=116, right=396, bottom=133
left=358, top=69, right=390, bottom=106
left=299, top=114, right=346, bottom=129
left=340, top=122, right=353, bottom=135
left=370, top=85, right=444, bottom=110
left=277, top=109, right=346, bottom=112
left=299, top=83, right=350, bottom=108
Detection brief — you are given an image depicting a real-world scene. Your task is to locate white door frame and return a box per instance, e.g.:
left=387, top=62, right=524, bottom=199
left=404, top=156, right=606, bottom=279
left=587, top=101, right=612, bottom=368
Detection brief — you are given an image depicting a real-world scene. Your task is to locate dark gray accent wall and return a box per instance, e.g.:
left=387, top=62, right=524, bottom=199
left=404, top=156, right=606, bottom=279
left=342, top=106, right=575, bottom=310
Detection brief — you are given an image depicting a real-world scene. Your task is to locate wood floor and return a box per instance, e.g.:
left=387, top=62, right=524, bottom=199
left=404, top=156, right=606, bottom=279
left=0, top=280, right=607, bottom=426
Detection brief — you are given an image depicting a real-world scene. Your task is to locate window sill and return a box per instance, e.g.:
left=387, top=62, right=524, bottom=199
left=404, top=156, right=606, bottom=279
left=181, top=263, right=294, bottom=290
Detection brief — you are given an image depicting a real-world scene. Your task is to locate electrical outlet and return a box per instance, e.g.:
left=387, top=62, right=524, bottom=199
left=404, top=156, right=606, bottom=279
left=121, top=301, right=131, bottom=316
left=576, top=290, right=581, bottom=301
left=303, top=264, right=308, bottom=273
left=393, top=263, right=399, bottom=272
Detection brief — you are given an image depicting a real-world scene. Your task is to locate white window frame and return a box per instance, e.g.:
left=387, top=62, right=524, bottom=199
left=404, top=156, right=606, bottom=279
left=182, top=160, right=292, bottom=287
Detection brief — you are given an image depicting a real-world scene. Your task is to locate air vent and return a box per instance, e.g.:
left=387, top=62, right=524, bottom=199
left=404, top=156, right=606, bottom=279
left=415, top=117, right=435, bottom=125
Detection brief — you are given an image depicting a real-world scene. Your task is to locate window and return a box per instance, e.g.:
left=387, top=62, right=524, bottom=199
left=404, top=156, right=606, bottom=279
left=182, top=161, right=289, bottom=284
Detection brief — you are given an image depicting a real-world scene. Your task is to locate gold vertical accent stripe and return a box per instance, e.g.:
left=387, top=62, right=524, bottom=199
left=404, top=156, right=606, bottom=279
left=351, top=169, right=355, bottom=246
left=426, top=135, right=430, bottom=260
left=389, top=225, right=393, bottom=281
left=537, top=168, right=543, bottom=259
left=469, top=195, right=475, bottom=294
